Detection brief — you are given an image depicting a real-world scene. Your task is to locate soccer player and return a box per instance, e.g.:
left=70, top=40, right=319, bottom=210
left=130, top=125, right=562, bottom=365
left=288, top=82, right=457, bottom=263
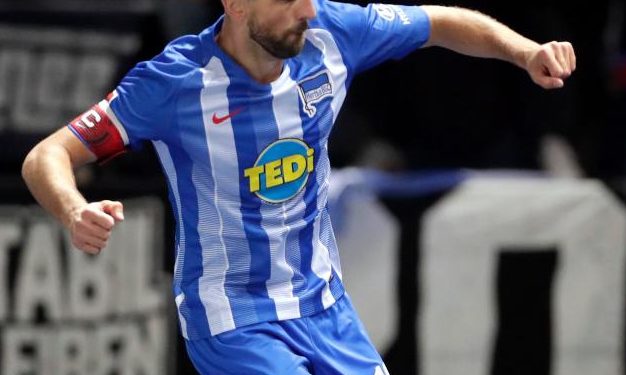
left=22, top=0, right=575, bottom=373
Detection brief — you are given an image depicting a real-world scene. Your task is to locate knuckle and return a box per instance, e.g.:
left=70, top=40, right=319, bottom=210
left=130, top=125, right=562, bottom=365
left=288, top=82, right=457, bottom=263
left=76, top=220, right=89, bottom=231
left=90, top=233, right=106, bottom=244
left=81, top=208, right=95, bottom=219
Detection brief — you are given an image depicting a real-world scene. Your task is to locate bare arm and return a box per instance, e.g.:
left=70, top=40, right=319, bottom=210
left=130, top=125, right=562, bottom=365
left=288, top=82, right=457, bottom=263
left=22, top=127, right=124, bottom=254
left=421, top=6, right=576, bottom=89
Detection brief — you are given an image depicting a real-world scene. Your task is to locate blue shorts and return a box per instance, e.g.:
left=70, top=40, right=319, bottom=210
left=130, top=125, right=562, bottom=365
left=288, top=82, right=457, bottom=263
left=184, top=294, right=389, bottom=374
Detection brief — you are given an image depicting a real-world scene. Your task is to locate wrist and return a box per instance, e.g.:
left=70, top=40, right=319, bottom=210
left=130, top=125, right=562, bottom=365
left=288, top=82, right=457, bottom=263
left=60, top=197, right=88, bottom=229
left=512, top=41, right=541, bottom=71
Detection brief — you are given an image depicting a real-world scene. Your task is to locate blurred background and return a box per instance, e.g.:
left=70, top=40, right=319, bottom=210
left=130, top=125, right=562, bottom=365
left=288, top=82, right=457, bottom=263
left=1, top=0, right=625, bottom=374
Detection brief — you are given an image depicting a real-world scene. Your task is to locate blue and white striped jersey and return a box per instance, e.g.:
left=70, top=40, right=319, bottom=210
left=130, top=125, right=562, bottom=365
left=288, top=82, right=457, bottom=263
left=107, top=0, right=430, bottom=339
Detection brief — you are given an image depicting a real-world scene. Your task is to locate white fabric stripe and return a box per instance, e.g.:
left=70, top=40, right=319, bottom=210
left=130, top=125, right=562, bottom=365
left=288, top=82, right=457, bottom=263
left=152, top=141, right=185, bottom=281
left=312, top=213, right=335, bottom=308
left=308, top=30, right=348, bottom=123
left=175, top=294, right=189, bottom=340
left=99, top=93, right=130, bottom=145
left=324, top=210, right=343, bottom=280
left=153, top=140, right=188, bottom=338
left=264, top=67, right=303, bottom=320
left=310, top=28, right=348, bottom=278
left=305, top=29, right=351, bottom=307
left=198, top=57, right=238, bottom=334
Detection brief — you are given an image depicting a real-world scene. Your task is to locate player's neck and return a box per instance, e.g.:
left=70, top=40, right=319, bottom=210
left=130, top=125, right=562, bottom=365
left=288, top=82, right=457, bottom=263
left=217, top=17, right=284, bottom=84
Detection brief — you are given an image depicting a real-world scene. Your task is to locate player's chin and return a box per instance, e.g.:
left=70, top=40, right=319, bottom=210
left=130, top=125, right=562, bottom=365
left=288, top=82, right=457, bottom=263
left=290, top=34, right=306, bottom=54
left=278, top=37, right=306, bottom=58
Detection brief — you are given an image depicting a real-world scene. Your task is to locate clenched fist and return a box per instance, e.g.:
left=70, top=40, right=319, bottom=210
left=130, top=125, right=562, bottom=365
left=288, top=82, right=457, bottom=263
left=67, top=200, right=124, bottom=254
left=524, top=41, right=576, bottom=89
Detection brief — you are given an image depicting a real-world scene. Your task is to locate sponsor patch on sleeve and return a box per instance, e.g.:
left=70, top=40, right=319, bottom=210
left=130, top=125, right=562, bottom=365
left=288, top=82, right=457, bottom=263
left=373, top=4, right=411, bottom=25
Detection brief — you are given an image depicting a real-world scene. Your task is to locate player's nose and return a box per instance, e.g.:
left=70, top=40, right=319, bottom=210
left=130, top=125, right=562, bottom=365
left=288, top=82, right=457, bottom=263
left=298, top=0, right=317, bottom=21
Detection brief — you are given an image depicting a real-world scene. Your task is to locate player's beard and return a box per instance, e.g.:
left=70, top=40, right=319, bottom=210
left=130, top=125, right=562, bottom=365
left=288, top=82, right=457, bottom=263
left=248, top=17, right=308, bottom=59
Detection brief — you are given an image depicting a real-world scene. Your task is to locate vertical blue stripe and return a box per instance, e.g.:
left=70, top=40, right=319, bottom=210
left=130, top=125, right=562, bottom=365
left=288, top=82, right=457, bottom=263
left=288, top=41, right=336, bottom=315
left=329, top=267, right=344, bottom=301
left=164, top=98, right=212, bottom=339
left=153, top=141, right=190, bottom=338
left=152, top=143, right=184, bottom=285
left=226, top=77, right=279, bottom=325
left=152, top=142, right=189, bottom=292
left=284, top=203, right=306, bottom=292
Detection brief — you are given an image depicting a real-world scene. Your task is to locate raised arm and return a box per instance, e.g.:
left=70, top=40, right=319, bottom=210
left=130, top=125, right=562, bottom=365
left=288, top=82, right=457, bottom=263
left=22, top=127, right=124, bottom=254
left=421, top=5, right=576, bottom=89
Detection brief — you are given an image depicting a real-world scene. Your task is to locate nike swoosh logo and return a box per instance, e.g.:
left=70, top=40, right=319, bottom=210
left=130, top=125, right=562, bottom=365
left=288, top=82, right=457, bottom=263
left=212, top=107, right=245, bottom=125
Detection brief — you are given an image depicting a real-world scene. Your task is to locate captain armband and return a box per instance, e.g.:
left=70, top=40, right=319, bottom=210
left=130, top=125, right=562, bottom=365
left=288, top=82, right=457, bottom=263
left=67, top=92, right=129, bottom=164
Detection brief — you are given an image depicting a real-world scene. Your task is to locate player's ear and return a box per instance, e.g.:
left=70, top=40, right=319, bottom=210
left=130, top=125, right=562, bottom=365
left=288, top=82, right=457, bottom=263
left=222, top=0, right=247, bottom=22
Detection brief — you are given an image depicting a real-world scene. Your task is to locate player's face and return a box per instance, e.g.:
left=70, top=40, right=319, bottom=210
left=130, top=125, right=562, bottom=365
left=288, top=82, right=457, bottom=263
left=247, top=0, right=316, bottom=58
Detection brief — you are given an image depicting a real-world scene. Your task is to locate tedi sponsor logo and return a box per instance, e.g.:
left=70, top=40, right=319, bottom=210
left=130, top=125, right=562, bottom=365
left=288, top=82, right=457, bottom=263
left=244, top=138, right=315, bottom=203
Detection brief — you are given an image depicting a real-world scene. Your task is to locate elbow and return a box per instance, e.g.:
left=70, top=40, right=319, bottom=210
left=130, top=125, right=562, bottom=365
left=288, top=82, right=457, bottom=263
left=22, top=129, right=94, bottom=187
left=22, top=142, right=56, bottom=187
left=21, top=144, right=42, bottom=186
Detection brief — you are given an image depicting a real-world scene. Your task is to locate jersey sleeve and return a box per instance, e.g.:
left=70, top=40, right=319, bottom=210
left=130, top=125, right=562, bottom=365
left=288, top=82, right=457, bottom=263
left=109, top=46, right=187, bottom=147
left=319, top=1, right=431, bottom=74
left=67, top=42, right=189, bottom=162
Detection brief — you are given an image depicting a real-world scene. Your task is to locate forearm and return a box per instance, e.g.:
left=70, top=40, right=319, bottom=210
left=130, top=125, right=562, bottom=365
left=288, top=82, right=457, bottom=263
left=422, top=6, right=539, bottom=70
left=22, top=143, right=88, bottom=228
left=23, top=128, right=123, bottom=254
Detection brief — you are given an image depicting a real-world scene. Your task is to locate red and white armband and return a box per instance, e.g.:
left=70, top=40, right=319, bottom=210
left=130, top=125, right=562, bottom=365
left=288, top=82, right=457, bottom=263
left=67, top=91, right=129, bottom=163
